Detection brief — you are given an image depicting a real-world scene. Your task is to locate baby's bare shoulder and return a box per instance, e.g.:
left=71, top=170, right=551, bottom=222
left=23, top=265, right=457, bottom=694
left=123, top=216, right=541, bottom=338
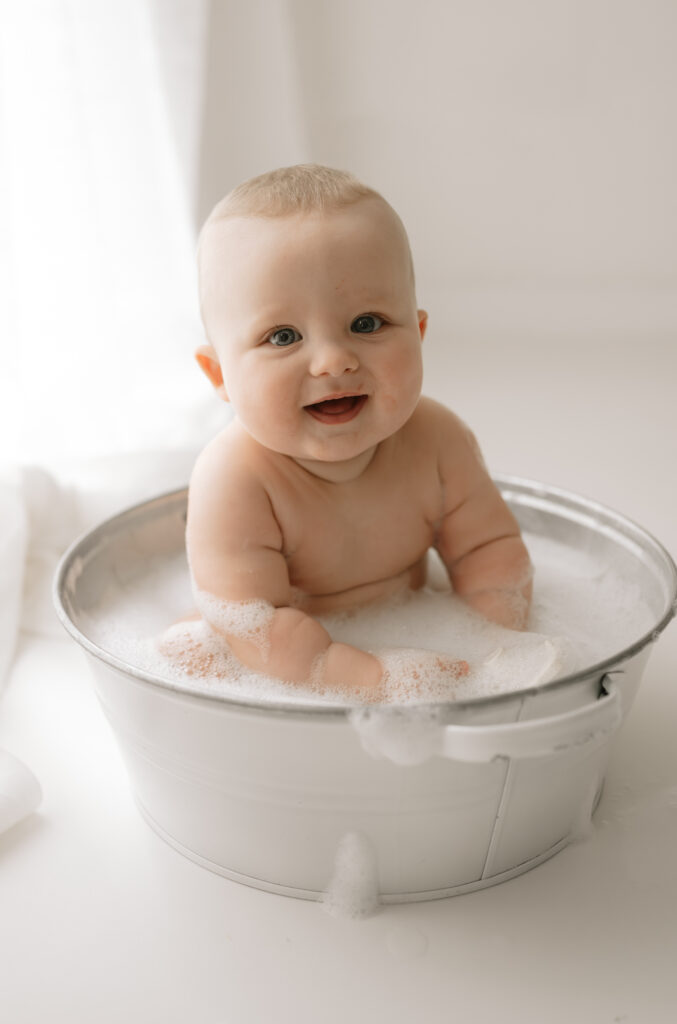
left=187, top=425, right=290, bottom=599
left=410, top=397, right=488, bottom=494
left=191, top=421, right=268, bottom=493
left=188, top=423, right=281, bottom=542
left=409, top=396, right=477, bottom=449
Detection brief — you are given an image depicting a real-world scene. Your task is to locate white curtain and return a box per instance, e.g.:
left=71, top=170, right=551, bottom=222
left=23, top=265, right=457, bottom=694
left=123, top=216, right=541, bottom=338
left=0, top=0, right=219, bottom=675
left=0, top=0, right=218, bottom=466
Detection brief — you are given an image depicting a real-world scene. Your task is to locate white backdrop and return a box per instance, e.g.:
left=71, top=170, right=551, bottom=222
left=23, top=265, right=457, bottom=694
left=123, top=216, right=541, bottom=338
left=200, top=0, right=677, bottom=338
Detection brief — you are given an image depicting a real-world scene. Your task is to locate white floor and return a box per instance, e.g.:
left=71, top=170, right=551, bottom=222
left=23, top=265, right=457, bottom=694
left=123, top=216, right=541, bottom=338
left=2, top=334, right=676, bottom=1023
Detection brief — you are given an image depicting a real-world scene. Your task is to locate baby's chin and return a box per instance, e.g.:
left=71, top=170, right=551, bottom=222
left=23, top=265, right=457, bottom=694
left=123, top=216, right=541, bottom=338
left=241, top=413, right=402, bottom=478
left=291, top=444, right=380, bottom=482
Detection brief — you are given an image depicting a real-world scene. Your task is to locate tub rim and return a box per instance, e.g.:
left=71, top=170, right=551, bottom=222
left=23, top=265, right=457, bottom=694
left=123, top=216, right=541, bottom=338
left=53, top=474, right=677, bottom=721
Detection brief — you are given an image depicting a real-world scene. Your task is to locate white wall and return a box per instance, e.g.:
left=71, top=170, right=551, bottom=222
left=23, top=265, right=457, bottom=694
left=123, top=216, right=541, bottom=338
left=199, top=0, right=677, bottom=336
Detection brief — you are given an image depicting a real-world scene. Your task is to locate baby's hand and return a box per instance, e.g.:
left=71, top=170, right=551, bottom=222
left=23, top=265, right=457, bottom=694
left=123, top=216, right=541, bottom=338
left=377, top=648, right=469, bottom=702
left=156, top=619, right=221, bottom=677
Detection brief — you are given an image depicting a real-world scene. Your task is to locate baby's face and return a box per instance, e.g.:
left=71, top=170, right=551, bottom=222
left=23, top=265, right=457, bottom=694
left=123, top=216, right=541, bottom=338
left=200, top=199, right=425, bottom=475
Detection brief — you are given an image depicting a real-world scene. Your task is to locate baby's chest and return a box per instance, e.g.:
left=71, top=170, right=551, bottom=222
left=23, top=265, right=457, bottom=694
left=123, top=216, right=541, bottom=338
left=277, top=477, right=440, bottom=594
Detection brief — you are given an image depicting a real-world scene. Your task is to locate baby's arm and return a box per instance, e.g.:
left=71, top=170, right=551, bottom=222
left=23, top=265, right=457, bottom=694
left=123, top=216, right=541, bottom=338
left=434, top=411, right=532, bottom=629
left=186, top=438, right=383, bottom=695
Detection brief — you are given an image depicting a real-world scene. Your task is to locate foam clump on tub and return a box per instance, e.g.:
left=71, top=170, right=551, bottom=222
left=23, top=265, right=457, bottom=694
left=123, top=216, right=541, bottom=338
left=350, top=705, right=445, bottom=766
left=322, top=831, right=380, bottom=919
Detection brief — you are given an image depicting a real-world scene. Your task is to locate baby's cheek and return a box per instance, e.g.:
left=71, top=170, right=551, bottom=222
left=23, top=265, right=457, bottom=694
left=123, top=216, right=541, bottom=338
left=379, top=369, right=421, bottom=417
left=386, top=346, right=422, bottom=394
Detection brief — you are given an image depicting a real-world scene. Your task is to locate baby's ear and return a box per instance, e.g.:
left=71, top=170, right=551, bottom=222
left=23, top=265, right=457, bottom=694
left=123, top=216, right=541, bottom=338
left=417, top=309, right=428, bottom=341
left=195, top=344, right=229, bottom=401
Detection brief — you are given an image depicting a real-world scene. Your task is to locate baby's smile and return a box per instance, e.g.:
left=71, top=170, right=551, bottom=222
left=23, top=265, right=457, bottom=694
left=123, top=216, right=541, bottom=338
left=304, top=393, right=368, bottom=424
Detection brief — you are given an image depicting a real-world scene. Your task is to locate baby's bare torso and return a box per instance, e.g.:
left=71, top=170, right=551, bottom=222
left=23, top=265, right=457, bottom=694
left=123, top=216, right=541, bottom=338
left=187, top=398, right=467, bottom=615
left=263, top=427, right=442, bottom=613
left=182, top=397, right=530, bottom=692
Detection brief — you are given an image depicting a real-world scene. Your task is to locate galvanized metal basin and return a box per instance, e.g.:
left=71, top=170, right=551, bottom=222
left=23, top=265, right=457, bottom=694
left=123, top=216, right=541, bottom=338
left=54, top=476, right=676, bottom=902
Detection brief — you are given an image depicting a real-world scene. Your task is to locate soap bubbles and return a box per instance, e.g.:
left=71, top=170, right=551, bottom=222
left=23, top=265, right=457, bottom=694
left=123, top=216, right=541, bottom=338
left=89, top=532, right=654, bottom=709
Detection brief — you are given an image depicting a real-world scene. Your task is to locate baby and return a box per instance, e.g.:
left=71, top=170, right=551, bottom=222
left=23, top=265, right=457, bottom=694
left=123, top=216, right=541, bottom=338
left=178, top=164, right=533, bottom=699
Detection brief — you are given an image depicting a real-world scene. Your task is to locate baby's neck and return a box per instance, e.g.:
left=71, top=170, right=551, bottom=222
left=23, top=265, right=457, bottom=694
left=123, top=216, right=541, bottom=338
left=293, top=444, right=378, bottom=483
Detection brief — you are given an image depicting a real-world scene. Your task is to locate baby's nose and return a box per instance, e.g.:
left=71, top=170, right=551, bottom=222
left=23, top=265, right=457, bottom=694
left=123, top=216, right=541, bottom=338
left=309, top=336, right=359, bottom=377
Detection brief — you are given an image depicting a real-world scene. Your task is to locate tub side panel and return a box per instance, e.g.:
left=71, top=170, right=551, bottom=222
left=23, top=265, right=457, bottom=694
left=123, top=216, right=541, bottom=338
left=481, top=652, right=649, bottom=878
left=88, top=659, right=519, bottom=895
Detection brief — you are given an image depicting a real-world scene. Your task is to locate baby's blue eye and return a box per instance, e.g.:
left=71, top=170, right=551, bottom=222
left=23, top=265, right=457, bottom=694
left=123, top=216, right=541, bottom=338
left=268, top=326, right=301, bottom=347
left=351, top=314, right=383, bottom=334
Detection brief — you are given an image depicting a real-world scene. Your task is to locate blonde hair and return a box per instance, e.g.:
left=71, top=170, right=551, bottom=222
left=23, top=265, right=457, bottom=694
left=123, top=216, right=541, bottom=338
left=198, top=164, right=414, bottom=331
left=205, top=163, right=382, bottom=220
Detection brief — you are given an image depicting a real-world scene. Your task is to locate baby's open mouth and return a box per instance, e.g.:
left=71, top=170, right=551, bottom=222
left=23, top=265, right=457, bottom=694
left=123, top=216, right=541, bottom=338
left=305, top=394, right=368, bottom=424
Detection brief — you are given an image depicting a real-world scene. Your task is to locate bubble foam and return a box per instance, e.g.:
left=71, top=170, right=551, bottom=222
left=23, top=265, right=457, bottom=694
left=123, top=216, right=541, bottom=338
left=350, top=705, right=445, bottom=766
left=193, top=589, right=274, bottom=655
left=86, top=534, right=656, bottom=708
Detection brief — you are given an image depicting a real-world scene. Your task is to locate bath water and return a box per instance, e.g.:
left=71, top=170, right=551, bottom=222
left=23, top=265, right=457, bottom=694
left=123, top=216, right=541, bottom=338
left=86, top=531, right=655, bottom=708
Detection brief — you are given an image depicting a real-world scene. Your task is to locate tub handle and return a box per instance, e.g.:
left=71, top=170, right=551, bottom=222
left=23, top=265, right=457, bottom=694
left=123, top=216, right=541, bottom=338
left=441, top=677, right=622, bottom=763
